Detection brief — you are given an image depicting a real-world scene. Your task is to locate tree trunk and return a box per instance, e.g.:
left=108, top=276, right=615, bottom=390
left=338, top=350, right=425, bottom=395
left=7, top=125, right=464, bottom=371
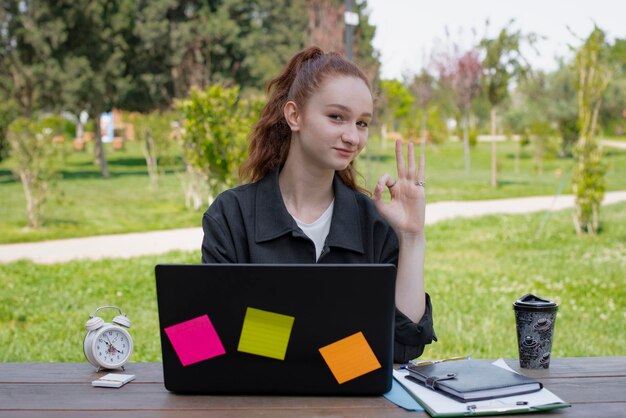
left=381, top=124, right=387, bottom=150
left=463, top=110, right=470, bottom=176
left=490, top=107, right=497, bottom=188
left=20, top=172, right=38, bottom=228
left=94, top=114, right=110, bottom=177
left=421, top=107, right=427, bottom=156
left=143, top=132, right=158, bottom=189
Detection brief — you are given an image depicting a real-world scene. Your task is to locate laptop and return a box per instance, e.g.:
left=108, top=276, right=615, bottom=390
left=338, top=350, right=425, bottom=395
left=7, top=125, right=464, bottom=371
left=155, top=264, right=396, bottom=395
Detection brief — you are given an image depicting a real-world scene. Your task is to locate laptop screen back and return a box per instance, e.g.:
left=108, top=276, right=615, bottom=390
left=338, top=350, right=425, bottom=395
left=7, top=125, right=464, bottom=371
left=155, top=264, right=396, bottom=395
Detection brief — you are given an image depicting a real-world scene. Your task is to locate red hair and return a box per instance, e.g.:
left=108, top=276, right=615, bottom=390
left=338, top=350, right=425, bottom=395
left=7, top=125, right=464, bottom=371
left=239, top=47, right=371, bottom=193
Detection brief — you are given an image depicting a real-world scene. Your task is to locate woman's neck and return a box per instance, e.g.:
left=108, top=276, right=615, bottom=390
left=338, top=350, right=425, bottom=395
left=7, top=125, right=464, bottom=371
left=279, top=156, right=335, bottom=224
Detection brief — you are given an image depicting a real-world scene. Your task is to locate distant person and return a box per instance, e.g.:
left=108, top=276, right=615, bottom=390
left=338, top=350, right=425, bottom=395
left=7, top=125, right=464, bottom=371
left=201, top=47, right=435, bottom=362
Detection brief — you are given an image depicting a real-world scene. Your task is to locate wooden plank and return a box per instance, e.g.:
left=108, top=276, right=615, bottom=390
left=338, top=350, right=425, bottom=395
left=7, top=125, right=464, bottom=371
left=505, top=357, right=626, bottom=378
left=2, top=378, right=624, bottom=410
left=3, top=357, right=624, bottom=383
left=0, top=409, right=420, bottom=418
left=0, top=382, right=397, bottom=410
left=1, top=359, right=625, bottom=418
left=0, top=363, right=163, bottom=383
left=541, top=377, right=626, bottom=403
left=0, top=403, right=625, bottom=418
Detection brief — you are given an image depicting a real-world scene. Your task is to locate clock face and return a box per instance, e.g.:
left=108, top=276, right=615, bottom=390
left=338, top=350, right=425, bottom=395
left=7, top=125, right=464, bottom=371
left=93, top=327, right=132, bottom=368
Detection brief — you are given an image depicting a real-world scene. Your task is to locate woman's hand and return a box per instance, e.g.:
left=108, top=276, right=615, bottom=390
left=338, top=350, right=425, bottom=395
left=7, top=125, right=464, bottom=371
left=373, top=139, right=426, bottom=240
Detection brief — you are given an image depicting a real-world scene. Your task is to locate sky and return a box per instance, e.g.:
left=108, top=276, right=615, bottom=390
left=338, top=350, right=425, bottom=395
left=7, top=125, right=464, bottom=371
left=365, top=0, right=626, bottom=80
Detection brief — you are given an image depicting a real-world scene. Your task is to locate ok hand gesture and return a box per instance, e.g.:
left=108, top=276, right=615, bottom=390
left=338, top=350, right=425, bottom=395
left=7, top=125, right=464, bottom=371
left=373, top=139, right=426, bottom=240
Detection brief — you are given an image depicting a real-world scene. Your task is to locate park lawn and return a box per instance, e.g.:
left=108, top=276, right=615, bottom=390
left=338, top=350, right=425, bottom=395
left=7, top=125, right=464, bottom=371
left=359, top=137, right=626, bottom=202
left=1, top=137, right=625, bottom=244
left=0, top=140, right=201, bottom=244
left=1, top=202, right=624, bottom=362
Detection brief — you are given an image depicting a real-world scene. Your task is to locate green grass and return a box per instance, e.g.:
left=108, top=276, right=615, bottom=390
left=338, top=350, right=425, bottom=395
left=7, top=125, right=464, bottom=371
left=1, top=203, right=624, bottom=361
left=1, top=137, right=625, bottom=244
left=359, top=138, right=626, bottom=202
left=0, top=141, right=201, bottom=243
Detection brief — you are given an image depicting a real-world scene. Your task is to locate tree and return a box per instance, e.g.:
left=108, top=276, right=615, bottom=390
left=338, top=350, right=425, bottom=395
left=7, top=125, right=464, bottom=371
left=572, top=27, right=611, bottom=235
left=127, top=111, right=177, bottom=189
left=505, top=72, right=547, bottom=174
left=0, top=0, right=139, bottom=177
left=376, top=79, right=414, bottom=146
left=176, top=85, right=262, bottom=208
left=0, top=96, right=19, bottom=163
left=410, top=69, right=436, bottom=153
left=480, top=21, right=536, bottom=187
left=546, top=61, right=579, bottom=156
left=434, top=46, right=482, bottom=174
left=7, top=116, right=65, bottom=228
left=599, top=37, right=626, bottom=136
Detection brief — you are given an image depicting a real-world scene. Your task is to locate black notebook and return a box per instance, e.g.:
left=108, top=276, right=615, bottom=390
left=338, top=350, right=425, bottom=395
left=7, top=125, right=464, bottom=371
left=405, top=360, right=543, bottom=403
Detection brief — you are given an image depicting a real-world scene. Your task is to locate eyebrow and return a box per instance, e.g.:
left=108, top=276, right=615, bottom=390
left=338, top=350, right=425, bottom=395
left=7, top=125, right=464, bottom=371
left=325, top=103, right=372, bottom=118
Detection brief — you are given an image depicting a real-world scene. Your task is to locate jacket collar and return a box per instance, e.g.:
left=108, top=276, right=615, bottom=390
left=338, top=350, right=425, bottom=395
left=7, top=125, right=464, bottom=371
left=254, top=167, right=364, bottom=254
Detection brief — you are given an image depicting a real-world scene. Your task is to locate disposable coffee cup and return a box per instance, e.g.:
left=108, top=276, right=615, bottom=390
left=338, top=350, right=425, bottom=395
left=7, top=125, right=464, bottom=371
left=513, top=294, right=558, bottom=369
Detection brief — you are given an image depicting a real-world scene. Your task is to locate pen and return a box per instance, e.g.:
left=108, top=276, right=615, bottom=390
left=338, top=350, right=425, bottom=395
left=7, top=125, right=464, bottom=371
left=409, top=355, right=469, bottom=367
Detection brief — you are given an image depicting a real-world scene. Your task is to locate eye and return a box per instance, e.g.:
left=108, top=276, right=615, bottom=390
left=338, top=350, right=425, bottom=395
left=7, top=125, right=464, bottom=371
left=328, top=114, right=343, bottom=122
left=357, top=120, right=369, bottom=128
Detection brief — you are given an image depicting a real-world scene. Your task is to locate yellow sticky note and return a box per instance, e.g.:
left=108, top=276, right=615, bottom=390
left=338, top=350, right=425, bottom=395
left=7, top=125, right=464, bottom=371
left=319, top=331, right=381, bottom=384
left=237, top=307, right=295, bottom=360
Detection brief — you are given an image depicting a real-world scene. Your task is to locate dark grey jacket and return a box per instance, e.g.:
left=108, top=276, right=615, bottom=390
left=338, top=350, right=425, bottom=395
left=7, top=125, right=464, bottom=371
left=201, top=167, right=436, bottom=363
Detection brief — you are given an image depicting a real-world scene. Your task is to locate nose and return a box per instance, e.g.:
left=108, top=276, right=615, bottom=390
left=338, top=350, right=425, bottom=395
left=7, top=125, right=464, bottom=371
left=341, top=125, right=360, bottom=147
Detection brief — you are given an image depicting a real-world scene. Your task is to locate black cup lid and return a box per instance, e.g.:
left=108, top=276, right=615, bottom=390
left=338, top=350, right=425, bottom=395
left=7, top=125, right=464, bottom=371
left=513, top=293, right=558, bottom=311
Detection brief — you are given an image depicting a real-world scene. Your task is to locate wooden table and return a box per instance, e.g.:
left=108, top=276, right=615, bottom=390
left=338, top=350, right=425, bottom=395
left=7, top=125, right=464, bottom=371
left=1, top=357, right=624, bottom=417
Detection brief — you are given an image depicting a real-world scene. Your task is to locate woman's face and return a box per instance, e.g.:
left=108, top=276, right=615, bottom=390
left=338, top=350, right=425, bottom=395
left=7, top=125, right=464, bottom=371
left=287, top=75, right=373, bottom=172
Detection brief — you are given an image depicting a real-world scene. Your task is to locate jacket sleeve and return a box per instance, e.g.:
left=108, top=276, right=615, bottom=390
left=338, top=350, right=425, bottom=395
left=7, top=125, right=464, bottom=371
left=201, top=208, right=237, bottom=263
left=378, top=223, right=437, bottom=363
left=394, top=294, right=437, bottom=363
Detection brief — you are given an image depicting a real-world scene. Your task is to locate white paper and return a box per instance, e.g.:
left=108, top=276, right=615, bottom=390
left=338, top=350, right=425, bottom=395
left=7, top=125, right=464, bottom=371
left=92, top=373, right=136, bottom=388
left=393, top=359, right=568, bottom=415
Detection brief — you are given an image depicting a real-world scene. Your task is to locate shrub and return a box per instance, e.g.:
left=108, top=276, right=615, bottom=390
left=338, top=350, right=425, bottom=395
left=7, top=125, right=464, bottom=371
left=7, top=116, right=66, bottom=228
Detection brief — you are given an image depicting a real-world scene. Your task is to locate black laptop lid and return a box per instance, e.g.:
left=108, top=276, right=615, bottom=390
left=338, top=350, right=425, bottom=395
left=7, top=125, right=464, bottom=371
left=155, top=264, right=396, bottom=395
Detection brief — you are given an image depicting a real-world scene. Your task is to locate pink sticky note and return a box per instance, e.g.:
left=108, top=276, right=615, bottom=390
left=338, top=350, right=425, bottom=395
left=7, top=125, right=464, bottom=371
left=164, top=314, right=226, bottom=366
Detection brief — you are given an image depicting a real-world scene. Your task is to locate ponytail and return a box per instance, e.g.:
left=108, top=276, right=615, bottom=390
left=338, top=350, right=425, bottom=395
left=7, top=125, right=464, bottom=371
left=239, top=47, right=371, bottom=194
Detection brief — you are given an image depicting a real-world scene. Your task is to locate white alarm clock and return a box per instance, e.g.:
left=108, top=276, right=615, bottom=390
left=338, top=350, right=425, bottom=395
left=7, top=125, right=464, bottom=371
left=83, top=306, right=134, bottom=371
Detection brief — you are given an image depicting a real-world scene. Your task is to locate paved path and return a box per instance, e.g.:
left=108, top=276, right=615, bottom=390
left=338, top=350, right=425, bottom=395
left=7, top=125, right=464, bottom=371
left=2, top=191, right=626, bottom=264
left=600, top=139, right=626, bottom=150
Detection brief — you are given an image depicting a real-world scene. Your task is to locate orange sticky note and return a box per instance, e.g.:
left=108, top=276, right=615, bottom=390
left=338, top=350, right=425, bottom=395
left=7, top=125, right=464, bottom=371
left=318, top=331, right=381, bottom=384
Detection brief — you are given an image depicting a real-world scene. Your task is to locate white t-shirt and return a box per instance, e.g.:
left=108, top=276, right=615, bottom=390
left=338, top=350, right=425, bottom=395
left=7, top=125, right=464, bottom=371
left=293, top=200, right=334, bottom=261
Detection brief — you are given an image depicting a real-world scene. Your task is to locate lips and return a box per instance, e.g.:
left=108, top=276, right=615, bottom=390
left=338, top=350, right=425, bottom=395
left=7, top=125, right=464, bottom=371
left=334, top=148, right=354, bottom=158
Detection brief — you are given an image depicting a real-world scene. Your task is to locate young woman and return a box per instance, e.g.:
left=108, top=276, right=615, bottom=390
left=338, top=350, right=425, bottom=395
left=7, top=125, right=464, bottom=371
left=201, top=47, right=435, bottom=362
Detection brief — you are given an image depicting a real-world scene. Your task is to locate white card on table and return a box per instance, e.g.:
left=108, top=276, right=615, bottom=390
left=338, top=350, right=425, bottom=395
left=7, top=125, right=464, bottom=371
left=91, top=373, right=136, bottom=388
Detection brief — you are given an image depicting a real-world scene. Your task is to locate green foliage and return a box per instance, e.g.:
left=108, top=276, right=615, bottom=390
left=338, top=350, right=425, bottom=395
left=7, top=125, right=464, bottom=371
left=132, top=0, right=307, bottom=103
left=352, top=0, right=380, bottom=81
left=6, top=116, right=66, bottom=228
left=479, top=21, right=536, bottom=186
left=479, top=21, right=535, bottom=108
left=2, top=203, right=625, bottom=361
left=177, top=85, right=262, bottom=202
left=599, top=37, right=626, bottom=136
left=0, top=97, right=19, bottom=163
left=0, top=0, right=310, bottom=114
left=126, top=111, right=178, bottom=188
left=377, top=79, right=415, bottom=132
left=572, top=27, right=611, bottom=235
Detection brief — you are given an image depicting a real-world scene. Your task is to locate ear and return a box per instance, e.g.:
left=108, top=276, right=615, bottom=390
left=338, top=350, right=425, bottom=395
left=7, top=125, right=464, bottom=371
left=283, top=100, right=301, bottom=132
